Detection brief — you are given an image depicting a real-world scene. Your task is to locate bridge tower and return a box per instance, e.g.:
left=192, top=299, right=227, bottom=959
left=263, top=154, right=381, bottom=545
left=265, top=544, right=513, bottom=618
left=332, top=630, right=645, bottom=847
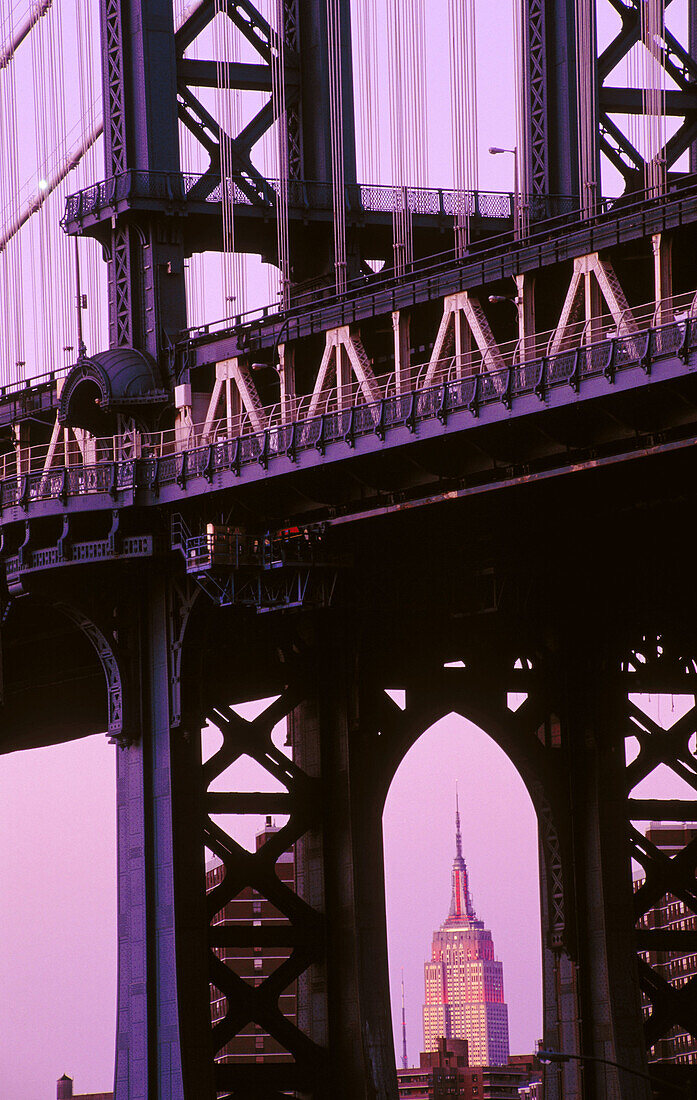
left=98, top=0, right=358, bottom=368
left=523, top=0, right=697, bottom=203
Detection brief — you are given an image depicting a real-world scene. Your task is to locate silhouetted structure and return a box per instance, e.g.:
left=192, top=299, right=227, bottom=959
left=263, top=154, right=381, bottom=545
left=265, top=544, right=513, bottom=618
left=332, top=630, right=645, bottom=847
left=56, top=1074, right=113, bottom=1100
left=206, top=817, right=296, bottom=1065
left=635, top=824, right=697, bottom=1066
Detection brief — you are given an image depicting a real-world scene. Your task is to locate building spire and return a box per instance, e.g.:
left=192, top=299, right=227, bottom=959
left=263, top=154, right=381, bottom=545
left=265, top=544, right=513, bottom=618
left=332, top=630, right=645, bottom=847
left=447, top=786, right=475, bottom=922
left=401, top=969, right=408, bottom=1069
left=455, top=783, right=463, bottom=860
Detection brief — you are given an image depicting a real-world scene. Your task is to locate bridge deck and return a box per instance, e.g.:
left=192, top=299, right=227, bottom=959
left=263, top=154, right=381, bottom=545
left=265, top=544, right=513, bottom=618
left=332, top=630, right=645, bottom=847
left=2, top=313, right=695, bottom=544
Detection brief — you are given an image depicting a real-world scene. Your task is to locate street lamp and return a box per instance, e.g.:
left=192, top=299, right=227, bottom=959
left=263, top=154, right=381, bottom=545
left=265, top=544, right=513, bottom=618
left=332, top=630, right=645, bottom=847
left=489, top=146, right=520, bottom=238
left=538, top=1049, right=689, bottom=1096
left=488, top=294, right=522, bottom=308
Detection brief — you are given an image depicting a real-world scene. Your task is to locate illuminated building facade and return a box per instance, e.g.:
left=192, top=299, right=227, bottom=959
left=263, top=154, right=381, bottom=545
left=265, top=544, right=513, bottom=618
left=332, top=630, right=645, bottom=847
left=423, top=801, right=510, bottom=1066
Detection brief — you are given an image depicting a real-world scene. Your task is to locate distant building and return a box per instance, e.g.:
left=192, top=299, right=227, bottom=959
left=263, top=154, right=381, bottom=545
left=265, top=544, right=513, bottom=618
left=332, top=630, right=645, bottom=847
left=423, top=797, right=510, bottom=1065
left=517, top=1082, right=544, bottom=1099
left=56, top=1074, right=112, bottom=1100
left=635, top=823, right=697, bottom=1065
left=396, top=1038, right=533, bottom=1099
left=207, top=816, right=296, bottom=1065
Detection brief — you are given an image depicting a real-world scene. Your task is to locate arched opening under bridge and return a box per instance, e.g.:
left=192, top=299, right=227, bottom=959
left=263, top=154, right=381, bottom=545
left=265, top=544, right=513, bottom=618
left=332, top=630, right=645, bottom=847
left=383, top=706, right=543, bottom=1073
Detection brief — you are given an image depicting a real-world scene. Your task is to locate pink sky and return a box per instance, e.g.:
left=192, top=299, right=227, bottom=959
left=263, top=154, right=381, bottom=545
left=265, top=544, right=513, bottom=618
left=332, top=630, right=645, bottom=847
left=0, top=708, right=543, bottom=1098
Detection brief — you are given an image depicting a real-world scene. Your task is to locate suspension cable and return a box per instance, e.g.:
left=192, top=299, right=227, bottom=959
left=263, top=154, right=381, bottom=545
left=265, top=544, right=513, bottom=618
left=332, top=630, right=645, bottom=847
left=0, top=0, right=52, bottom=70
left=271, top=0, right=291, bottom=308
left=327, top=0, right=347, bottom=294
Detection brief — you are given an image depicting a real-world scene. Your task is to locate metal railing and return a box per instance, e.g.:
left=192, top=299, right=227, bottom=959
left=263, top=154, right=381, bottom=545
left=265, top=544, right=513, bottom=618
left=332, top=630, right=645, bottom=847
left=61, top=170, right=578, bottom=229
left=180, top=171, right=697, bottom=355
left=1, top=291, right=695, bottom=507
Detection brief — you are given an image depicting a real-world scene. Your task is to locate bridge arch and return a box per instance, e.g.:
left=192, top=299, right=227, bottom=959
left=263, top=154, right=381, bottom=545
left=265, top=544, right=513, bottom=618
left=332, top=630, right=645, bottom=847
left=382, top=707, right=544, bottom=1068
left=0, top=596, right=116, bottom=752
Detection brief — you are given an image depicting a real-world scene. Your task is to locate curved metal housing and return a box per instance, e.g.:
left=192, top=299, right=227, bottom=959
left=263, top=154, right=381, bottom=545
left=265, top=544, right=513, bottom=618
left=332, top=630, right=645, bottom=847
left=58, top=348, right=167, bottom=433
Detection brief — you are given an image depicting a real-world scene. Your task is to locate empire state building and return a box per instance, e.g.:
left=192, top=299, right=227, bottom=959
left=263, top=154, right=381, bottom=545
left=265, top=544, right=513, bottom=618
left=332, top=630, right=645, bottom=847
left=423, top=798, right=510, bottom=1065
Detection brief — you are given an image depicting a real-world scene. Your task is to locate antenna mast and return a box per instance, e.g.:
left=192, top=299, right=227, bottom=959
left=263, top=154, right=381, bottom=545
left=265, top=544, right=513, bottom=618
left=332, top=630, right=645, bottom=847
left=401, top=969, right=408, bottom=1069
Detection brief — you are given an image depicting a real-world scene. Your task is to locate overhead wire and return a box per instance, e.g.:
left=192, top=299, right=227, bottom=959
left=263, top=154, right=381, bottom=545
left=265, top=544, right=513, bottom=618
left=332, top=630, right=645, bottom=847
left=0, top=0, right=26, bottom=382
left=641, top=0, right=667, bottom=197
left=327, top=0, right=347, bottom=294
left=449, top=0, right=479, bottom=254
left=271, top=0, right=291, bottom=308
left=574, top=0, right=598, bottom=216
left=0, top=0, right=52, bottom=70
left=386, top=0, right=428, bottom=275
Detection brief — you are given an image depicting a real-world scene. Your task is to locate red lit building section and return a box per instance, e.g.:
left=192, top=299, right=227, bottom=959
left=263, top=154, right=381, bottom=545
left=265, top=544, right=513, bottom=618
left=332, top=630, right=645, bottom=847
left=635, top=823, right=697, bottom=1066
left=423, top=799, right=509, bottom=1065
left=206, top=818, right=296, bottom=1065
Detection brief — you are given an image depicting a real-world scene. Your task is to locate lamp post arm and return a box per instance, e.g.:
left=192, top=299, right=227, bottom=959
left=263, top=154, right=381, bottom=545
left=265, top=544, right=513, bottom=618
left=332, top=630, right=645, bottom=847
left=538, top=1050, right=689, bottom=1096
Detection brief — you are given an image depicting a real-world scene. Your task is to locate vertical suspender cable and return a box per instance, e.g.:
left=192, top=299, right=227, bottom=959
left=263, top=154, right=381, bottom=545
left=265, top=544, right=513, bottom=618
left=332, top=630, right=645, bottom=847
left=31, top=4, right=52, bottom=373
left=512, top=0, right=528, bottom=236
left=387, top=0, right=428, bottom=275
left=76, top=0, right=105, bottom=356
left=50, top=0, right=73, bottom=362
left=214, top=1, right=233, bottom=319
left=386, top=0, right=406, bottom=275
left=272, top=0, right=291, bottom=308
left=175, top=0, right=207, bottom=331
left=449, top=0, right=479, bottom=254
left=574, top=0, right=598, bottom=216
left=354, top=0, right=380, bottom=186
left=642, top=0, right=667, bottom=197
left=214, top=1, right=247, bottom=323
left=327, top=0, right=347, bottom=295
left=628, top=25, right=641, bottom=184
left=0, top=0, right=26, bottom=383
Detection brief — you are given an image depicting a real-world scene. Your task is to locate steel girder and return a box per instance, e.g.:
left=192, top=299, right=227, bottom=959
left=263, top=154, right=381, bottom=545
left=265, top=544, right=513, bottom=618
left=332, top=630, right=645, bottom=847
left=523, top=0, right=584, bottom=199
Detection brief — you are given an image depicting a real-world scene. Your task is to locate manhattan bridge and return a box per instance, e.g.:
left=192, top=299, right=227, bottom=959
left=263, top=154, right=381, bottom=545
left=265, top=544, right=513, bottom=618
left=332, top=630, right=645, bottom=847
left=3, top=0, right=697, bottom=1097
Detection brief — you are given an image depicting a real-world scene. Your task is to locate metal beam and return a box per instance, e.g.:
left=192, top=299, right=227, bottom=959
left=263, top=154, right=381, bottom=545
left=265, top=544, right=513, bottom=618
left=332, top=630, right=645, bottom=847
left=178, top=58, right=275, bottom=90
left=601, top=87, right=697, bottom=115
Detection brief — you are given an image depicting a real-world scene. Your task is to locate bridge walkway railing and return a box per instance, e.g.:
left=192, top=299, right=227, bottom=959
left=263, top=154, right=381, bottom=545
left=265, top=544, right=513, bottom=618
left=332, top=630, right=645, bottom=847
left=1, top=290, right=695, bottom=505
left=61, top=170, right=578, bottom=228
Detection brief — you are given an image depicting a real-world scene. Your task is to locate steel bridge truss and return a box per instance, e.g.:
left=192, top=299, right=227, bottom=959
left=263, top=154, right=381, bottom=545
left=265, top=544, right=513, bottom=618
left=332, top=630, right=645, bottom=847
left=106, top=607, right=697, bottom=1097
left=598, top=0, right=697, bottom=190
left=524, top=0, right=697, bottom=200
left=625, top=637, right=697, bottom=1056
left=175, top=0, right=303, bottom=207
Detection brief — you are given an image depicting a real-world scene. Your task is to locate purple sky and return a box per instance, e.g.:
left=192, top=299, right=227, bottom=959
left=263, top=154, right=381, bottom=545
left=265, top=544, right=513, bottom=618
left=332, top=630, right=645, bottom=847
left=1, top=0, right=694, bottom=1095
